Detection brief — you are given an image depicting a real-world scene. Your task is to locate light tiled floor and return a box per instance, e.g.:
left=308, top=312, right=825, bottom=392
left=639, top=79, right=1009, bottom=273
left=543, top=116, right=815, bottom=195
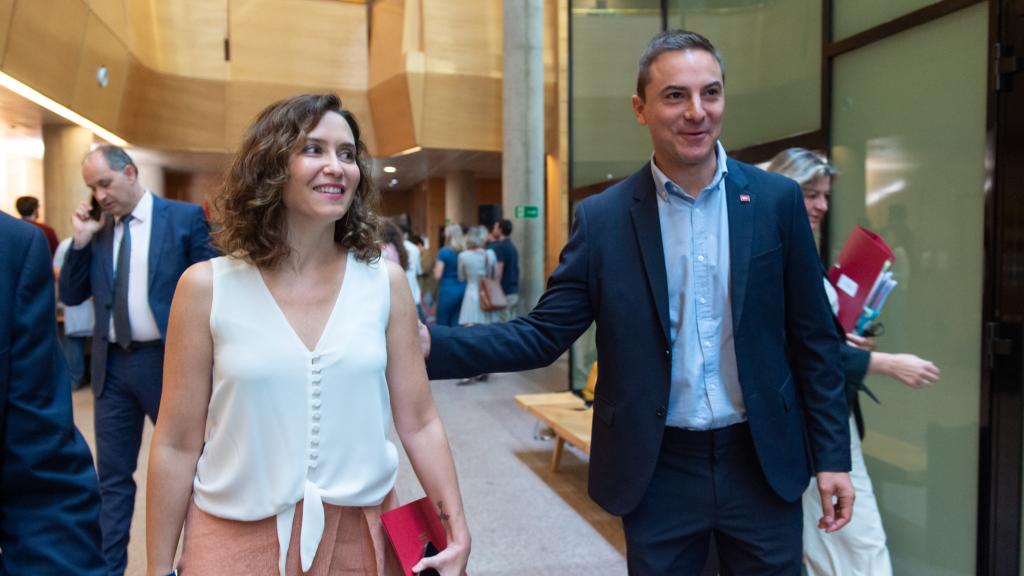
left=72, top=355, right=628, bottom=575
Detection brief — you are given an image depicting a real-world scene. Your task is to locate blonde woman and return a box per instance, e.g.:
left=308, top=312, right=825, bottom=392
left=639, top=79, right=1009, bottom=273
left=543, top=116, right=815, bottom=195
left=432, top=224, right=466, bottom=326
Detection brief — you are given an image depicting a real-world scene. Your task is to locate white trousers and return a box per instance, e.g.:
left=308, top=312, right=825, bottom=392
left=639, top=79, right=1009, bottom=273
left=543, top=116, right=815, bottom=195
left=802, top=415, right=892, bottom=576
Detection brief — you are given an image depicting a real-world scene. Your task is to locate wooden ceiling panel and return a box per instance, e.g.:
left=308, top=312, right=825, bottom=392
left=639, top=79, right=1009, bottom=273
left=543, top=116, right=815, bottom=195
left=368, top=0, right=406, bottom=86
left=423, top=0, right=502, bottom=78
left=73, top=14, right=130, bottom=131
left=124, top=0, right=228, bottom=80
left=118, top=59, right=226, bottom=150
left=368, top=73, right=416, bottom=157
left=224, top=81, right=374, bottom=153
left=230, top=0, right=367, bottom=91
left=3, top=0, right=89, bottom=105
left=88, top=0, right=128, bottom=46
left=0, top=0, right=14, bottom=68
left=421, top=72, right=501, bottom=152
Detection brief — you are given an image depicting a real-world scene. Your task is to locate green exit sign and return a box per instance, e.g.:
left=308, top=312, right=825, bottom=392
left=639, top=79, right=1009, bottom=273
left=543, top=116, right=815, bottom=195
left=514, top=205, right=539, bottom=219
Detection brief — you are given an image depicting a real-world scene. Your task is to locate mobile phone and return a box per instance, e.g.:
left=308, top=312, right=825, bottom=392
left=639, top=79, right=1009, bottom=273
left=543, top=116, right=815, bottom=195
left=416, top=541, right=441, bottom=576
left=89, top=196, right=102, bottom=221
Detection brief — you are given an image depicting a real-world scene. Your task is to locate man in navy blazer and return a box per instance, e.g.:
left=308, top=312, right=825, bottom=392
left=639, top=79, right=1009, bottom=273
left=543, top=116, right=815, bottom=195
left=0, top=211, right=105, bottom=574
left=427, top=31, right=853, bottom=573
left=59, top=145, right=217, bottom=575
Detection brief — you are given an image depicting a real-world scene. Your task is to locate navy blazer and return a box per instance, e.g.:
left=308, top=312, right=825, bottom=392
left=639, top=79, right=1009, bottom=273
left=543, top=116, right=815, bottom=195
left=59, top=195, right=218, bottom=395
left=0, top=212, right=105, bottom=574
left=428, top=159, right=850, bottom=515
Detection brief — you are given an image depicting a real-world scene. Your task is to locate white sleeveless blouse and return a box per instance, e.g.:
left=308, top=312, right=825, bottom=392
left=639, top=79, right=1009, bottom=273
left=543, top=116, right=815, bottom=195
left=193, top=254, right=398, bottom=575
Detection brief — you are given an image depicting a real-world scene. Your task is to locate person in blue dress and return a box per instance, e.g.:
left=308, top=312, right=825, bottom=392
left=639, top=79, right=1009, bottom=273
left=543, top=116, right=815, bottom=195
left=432, top=223, right=466, bottom=326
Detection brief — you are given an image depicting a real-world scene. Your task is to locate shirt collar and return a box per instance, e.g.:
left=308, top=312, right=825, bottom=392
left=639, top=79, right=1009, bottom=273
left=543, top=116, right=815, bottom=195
left=651, top=141, right=729, bottom=202
left=119, top=190, right=152, bottom=225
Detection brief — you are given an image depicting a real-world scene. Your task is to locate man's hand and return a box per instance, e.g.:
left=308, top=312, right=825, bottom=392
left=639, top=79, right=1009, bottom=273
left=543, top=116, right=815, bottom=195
left=845, top=332, right=876, bottom=352
left=70, top=200, right=104, bottom=249
left=418, top=320, right=431, bottom=359
left=816, top=471, right=855, bottom=533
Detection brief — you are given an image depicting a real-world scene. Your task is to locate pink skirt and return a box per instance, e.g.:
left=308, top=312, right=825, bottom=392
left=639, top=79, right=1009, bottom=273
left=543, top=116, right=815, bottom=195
left=178, top=494, right=403, bottom=576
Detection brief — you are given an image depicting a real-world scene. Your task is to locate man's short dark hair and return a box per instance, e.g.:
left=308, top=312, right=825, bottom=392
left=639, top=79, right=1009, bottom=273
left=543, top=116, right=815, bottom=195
left=497, top=219, right=512, bottom=237
left=88, top=145, right=136, bottom=172
left=636, top=30, right=724, bottom=101
left=15, top=196, right=39, bottom=218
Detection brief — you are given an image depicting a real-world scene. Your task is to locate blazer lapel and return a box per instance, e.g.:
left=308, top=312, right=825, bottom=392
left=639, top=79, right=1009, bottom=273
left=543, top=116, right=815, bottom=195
left=629, top=164, right=671, bottom=347
left=726, top=159, right=753, bottom=330
left=148, top=196, right=168, bottom=288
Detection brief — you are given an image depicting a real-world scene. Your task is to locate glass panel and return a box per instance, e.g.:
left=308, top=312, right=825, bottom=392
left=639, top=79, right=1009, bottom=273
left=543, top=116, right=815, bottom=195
left=830, top=4, right=987, bottom=574
left=570, top=0, right=661, bottom=190
left=570, top=0, right=661, bottom=391
left=668, top=0, right=822, bottom=150
left=834, top=0, right=941, bottom=41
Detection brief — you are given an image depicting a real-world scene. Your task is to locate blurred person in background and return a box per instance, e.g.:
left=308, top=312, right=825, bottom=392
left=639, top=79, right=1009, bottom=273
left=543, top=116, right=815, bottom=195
left=54, top=236, right=95, bottom=390
left=432, top=223, right=466, bottom=327
left=380, top=218, right=409, bottom=271
left=767, top=147, right=940, bottom=576
left=486, top=219, right=519, bottom=322
left=15, top=195, right=59, bottom=256
left=401, top=223, right=426, bottom=322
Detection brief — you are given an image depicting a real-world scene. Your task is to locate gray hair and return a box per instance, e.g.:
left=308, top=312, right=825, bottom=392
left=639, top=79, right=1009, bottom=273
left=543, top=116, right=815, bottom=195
left=87, top=145, right=136, bottom=172
left=765, top=148, right=837, bottom=187
left=444, top=223, right=465, bottom=252
left=636, top=29, right=725, bottom=100
left=464, top=225, right=488, bottom=250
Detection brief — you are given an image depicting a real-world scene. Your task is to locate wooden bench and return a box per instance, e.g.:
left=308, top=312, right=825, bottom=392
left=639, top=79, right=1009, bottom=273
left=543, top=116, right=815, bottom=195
left=514, top=392, right=593, bottom=472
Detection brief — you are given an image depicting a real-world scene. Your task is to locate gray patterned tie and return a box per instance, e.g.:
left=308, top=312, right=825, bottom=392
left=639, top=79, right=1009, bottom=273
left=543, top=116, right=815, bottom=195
left=113, top=215, right=133, bottom=349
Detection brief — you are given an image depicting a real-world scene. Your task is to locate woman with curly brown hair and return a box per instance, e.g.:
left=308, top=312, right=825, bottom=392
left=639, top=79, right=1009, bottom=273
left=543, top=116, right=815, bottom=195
left=145, top=94, right=470, bottom=576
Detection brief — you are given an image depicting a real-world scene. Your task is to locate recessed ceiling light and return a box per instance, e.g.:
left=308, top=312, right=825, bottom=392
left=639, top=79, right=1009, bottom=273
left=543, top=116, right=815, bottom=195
left=383, top=166, right=397, bottom=173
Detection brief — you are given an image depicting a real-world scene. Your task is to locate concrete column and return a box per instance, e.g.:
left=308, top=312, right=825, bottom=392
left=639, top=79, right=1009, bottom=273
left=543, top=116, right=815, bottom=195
left=42, top=125, right=93, bottom=241
left=444, top=170, right=476, bottom=227
left=503, top=0, right=545, bottom=309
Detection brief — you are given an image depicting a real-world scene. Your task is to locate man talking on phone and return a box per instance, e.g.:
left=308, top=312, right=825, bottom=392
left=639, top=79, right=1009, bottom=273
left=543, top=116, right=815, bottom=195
left=59, top=145, right=218, bottom=575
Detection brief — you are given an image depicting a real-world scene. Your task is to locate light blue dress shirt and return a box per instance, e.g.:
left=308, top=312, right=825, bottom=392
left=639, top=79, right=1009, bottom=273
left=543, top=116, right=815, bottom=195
left=652, top=142, right=746, bottom=430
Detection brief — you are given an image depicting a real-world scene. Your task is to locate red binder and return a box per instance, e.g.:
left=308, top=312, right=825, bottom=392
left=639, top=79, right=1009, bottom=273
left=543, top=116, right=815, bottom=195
left=381, top=497, right=455, bottom=575
left=826, top=226, right=895, bottom=332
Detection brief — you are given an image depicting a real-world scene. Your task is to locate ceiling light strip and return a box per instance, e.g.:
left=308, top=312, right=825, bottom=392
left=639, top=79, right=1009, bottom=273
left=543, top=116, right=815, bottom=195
left=0, top=71, right=129, bottom=146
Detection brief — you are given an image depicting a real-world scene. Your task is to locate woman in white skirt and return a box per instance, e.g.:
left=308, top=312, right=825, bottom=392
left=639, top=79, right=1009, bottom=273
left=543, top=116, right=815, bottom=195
left=456, top=226, right=497, bottom=327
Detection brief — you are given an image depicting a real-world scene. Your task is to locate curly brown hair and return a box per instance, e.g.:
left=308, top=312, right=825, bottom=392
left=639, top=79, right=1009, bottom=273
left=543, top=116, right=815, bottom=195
left=212, top=93, right=381, bottom=268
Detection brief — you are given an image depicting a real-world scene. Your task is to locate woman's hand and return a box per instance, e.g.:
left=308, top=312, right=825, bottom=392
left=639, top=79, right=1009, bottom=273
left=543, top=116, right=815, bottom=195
left=873, top=352, right=940, bottom=389
left=411, top=540, right=471, bottom=576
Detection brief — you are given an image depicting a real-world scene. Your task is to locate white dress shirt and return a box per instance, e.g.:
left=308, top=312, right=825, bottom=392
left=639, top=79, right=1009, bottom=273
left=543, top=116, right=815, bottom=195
left=109, top=191, right=161, bottom=343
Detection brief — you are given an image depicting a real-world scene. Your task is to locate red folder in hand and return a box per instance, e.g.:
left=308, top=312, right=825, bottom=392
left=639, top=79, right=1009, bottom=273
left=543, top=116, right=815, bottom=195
left=826, top=226, right=895, bottom=332
left=381, top=497, right=457, bottom=576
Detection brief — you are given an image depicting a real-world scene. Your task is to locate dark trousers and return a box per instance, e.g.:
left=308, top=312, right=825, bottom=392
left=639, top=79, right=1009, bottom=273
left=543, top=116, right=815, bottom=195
left=622, top=423, right=802, bottom=576
left=95, top=342, right=163, bottom=576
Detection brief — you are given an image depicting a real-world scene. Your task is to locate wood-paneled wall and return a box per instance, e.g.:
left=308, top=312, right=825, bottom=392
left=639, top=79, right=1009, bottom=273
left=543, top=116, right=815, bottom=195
left=369, top=0, right=505, bottom=156
left=0, top=0, right=374, bottom=153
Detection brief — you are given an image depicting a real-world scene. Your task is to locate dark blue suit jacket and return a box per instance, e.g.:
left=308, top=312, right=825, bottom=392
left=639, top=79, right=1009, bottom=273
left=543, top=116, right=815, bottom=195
left=428, top=159, right=850, bottom=515
left=0, top=212, right=105, bottom=574
left=58, top=195, right=218, bottom=395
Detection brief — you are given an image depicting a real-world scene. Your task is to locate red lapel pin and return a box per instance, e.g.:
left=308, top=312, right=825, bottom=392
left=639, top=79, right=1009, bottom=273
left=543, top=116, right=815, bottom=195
left=740, top=194, right=751, bottom=203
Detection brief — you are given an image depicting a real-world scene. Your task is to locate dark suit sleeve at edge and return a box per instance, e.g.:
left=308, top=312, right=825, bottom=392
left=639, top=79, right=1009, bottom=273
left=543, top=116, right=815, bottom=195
left=58, top=241, right=94, bottom=306
left=782, top=181, right=851, bottom=474
left=2, top=229, right=105, bottom=574
left=427, top=202, right=596, bottom=379
left=187, top=203, right=219, bottom=263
